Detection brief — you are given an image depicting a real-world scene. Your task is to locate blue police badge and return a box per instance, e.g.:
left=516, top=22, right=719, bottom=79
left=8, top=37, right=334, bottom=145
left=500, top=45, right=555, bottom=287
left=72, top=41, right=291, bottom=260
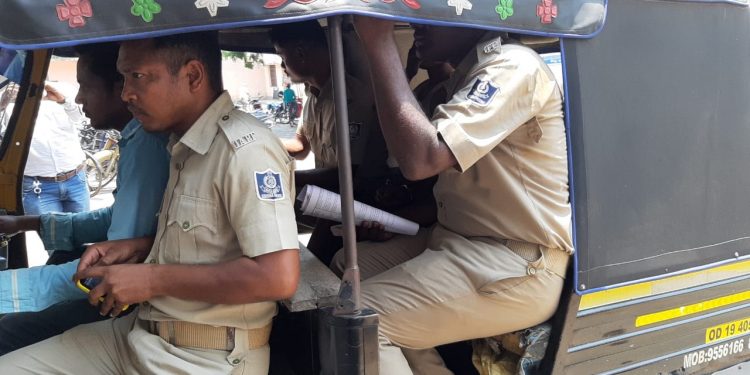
left=255, top=169, right=285, bottom=201
left=467, top=78, right=499, bottom=106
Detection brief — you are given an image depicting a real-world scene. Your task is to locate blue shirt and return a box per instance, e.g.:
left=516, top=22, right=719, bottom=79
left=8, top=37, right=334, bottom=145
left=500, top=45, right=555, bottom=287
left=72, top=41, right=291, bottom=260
left=3, top=50, right=25, bottom=84
left=0, top=49, right=17, bottom=75
left=283, top=88, right=296, bottom=104
left=0, top=120, right=170, bottom=313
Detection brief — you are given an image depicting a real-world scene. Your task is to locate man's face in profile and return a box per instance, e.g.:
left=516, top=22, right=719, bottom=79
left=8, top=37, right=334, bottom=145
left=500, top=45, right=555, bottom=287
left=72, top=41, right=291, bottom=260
left=117, top=39, right=191, bottom=134
left=75, top=57, right=124, bottom=131
left=275, top=43, right=307, bottom=84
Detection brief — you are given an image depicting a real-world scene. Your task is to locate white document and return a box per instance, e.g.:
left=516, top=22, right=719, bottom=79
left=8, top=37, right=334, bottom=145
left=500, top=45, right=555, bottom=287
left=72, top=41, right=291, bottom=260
left=297, top=185, right=419, bottom=236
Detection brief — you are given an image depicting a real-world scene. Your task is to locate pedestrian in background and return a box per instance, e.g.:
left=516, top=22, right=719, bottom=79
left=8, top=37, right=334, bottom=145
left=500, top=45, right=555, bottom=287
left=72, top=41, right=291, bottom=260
left=20, top=84, right=89, bottom=218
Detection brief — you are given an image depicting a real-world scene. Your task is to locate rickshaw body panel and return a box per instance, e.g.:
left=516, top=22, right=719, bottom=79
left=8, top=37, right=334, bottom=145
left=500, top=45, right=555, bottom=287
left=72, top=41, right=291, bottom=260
left=546, top=0, right=750, bottom=373
left=565, top=0, right=750, bottom=294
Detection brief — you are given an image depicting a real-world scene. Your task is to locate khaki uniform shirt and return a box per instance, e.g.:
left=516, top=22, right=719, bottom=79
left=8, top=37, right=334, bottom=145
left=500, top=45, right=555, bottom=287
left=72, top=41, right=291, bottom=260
left=139, top=92, right=299, bottom=329
left=298, top=74, right=389, bottom=180
left=433, top=36, right=574, bottom=253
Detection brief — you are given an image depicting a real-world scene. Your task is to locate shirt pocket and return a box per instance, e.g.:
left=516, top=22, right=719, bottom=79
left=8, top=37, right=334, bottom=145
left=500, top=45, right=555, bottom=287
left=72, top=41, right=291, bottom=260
left=166, top=195, right=218, bottom=264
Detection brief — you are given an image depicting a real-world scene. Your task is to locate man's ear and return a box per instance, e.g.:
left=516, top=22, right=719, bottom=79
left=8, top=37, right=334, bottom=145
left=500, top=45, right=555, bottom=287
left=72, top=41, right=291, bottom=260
left=184, top=59, right=206, bottom=92
left=294, top=44, right=307, bottom=64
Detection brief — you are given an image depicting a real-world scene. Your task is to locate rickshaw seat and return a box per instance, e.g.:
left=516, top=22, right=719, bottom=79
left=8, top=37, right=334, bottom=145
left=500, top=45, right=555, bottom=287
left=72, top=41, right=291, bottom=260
left=281, top=243, right=341, bottom=312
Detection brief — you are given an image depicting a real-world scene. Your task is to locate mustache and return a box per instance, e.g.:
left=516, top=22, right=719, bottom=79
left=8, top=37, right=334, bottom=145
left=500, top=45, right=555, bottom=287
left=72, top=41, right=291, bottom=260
left=126, top=104, right=144, bottom=115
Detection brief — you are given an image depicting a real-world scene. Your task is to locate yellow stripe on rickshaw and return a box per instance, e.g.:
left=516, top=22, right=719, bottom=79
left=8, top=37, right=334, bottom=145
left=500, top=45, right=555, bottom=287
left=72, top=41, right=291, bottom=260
left=579, top=259, right=750, bottom=311
left=635, top=291, right=750, bottom=327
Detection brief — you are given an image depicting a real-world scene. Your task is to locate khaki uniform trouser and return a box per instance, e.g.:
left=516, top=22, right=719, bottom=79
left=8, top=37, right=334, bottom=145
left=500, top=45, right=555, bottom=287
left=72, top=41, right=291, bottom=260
left=0, top=309, right=270, bottom=375
left=331, top=225, right=569, bottom=375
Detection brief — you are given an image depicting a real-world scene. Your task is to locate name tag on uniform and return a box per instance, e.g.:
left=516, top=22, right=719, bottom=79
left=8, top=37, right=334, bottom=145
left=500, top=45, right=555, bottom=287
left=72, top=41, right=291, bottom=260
left=230, top=132, right=256, bottom=150
left=467, top=78, right=499, bottom=106
left=255, top=169, right=285, bottom=201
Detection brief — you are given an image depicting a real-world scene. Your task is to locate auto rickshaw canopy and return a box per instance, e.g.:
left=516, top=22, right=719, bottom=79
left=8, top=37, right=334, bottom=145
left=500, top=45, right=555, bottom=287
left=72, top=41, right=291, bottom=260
left=0, top=0, right=607, bottom=49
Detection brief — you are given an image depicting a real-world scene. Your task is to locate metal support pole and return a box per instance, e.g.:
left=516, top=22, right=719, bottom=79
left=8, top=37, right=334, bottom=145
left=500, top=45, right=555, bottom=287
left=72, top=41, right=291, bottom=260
left=328, top=15, right=361, bottom=316
left=318, top=16, right=379, bottom=375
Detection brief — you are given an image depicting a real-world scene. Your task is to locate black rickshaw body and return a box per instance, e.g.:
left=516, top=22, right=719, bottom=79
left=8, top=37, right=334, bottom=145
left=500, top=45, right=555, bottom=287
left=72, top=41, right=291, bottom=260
left=1, top=0, right=749, bottom=373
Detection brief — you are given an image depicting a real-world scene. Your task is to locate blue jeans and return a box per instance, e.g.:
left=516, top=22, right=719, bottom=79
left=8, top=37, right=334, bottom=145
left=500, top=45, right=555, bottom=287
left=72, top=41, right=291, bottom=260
left=22, top=170, right=90, bottom=215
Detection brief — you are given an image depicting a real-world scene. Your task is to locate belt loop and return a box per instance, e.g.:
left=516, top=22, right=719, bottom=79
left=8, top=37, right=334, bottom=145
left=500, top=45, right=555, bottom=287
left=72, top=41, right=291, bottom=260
left=167, top=321, right=176, bottom=346
left=226, top=327, right=236, bottom=351
left=534, top=246, right=548, bottom=273
left=525, top=246, right=544, bottom=277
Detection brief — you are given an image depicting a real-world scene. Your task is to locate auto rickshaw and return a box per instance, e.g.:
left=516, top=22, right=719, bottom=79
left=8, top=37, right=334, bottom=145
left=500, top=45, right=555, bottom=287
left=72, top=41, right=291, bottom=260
left=1, top=0, right=749, bottom=373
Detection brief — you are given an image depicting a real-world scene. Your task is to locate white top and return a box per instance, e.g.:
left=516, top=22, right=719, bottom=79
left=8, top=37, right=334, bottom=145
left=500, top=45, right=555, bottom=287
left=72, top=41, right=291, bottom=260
left=22, top=99, right=86, bottom=177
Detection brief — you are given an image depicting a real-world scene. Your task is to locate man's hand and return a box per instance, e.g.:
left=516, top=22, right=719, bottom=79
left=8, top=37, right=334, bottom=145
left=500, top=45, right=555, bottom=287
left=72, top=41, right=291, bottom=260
left=76, top=236, right=154, bottom=275
left=356, top=221, right=395, bottom=242
left=77, top=263, right=155, bottom=317
left=283, top=133, right=310, bottom=159
left=44, top=84, right=66, bottom=104
left=354, top=16, right=395, bottom=48
left=0, top=215, right=40, bottom=235
left=0, top=83, right=18, bottom=110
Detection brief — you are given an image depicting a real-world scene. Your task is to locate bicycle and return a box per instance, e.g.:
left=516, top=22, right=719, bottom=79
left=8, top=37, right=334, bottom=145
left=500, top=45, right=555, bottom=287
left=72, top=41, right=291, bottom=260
left=269, top=102, right=290, bottom=127
left=83, top=150, right=104, bottom=196
left=93, top=131, right=119, bottom=193
left=80, top=128, right=120, bottom=197
left=287, top=99, right=300, bottom=127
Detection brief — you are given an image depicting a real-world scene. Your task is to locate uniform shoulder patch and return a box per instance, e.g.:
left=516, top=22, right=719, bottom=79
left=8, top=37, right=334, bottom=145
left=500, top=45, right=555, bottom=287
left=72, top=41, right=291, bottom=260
left=255, top=169, right=285, bottom=201
left=467, top=78, right=500, bottom=106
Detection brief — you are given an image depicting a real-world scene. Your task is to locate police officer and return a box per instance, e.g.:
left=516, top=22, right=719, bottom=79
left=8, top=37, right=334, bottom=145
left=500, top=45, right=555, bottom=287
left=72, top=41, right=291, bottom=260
left=270, top=21, right=392, bottom=264
left=0, top=32, right=300, bottom=374
left=271, top=21, right=388, bottom=179
left=345, top=19, right=574, bottom=374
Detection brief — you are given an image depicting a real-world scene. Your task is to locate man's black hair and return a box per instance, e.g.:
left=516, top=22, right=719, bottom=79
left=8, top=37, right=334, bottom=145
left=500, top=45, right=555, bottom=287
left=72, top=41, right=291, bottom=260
left=268, top=20, right=328, bottom=49
left=73, top=42, right=122, bottom=90
left=152, top=31, right=224, bottom=93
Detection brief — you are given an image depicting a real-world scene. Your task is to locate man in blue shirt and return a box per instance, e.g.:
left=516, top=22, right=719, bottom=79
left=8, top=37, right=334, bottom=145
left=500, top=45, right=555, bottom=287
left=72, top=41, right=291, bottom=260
left=0, top=42, right=169, bottom=354
left=282, top=82, right=297, bottom=119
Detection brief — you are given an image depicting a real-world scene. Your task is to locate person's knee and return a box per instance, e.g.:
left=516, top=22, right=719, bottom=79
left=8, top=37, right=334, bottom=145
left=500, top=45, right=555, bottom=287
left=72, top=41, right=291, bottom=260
left=329, top=248, right=346, bottom=278
left=0, top=312, right=36, bottom=356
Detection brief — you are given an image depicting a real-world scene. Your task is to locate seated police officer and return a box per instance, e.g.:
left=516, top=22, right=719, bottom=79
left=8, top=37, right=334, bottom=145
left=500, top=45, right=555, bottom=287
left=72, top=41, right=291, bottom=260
left=338, top=18, right=573, bottom=374
left=0, top=32, right=299, bottom=374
